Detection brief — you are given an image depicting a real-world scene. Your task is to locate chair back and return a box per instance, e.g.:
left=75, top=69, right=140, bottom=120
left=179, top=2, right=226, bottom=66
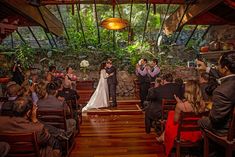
left=176, top=111, right=209, bottom=141
left=227, top=106, right=235, bottom=141
left=161, top=99, right=177, bottom=120
left=0, top=132, right=40, bottom=157
left=66, top=99, right=78, bottom=110
left=37, top=109, right=67, bottom=131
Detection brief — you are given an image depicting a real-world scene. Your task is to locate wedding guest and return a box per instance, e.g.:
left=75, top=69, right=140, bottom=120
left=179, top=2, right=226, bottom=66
left=12, top=61, right=24, bottom=85
left=1, top=83, right=22, bottom=116
left=53, top=78, right=64, bottom=101
left=174, top=78, right=184, bottom=93
left=198, top=51, right=235, bottom=156
left=174, top=78, right=183, bottom=87
left=46, top=65, right=56, bottom=83
left=156, top=80, right=205, bottom=156
left=154, top=77, right=162, bottom=88
left=198, top=71, right=210, bottom=101
left=35, top=80, right=48, bottom=99
left=0, top=97, right=61, bottom=157
left=148, top=59, right=160, bottom=82
left=136, top=58, right=151, bottom=109
left=144, top=73, right=183, bottom=134
left=57, top=81, right=79, bottom=102
left=58, top=81, right=80, bottom=124
left=37, top=82, right=76, bottom=133
left=64, top=66, right=76, bottom=90
left=196, top=59, right=221, bottom=96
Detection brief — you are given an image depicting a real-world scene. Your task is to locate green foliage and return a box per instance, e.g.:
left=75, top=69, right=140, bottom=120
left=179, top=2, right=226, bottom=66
left=15, top=44, right=35, bottom=68
left=0, top=4, right=200, bottom=73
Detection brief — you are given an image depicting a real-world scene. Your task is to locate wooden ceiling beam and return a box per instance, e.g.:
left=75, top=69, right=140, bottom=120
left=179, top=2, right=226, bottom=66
left=40, top=0, right=185, bottom=5
left=164, top=0, right=223, bottom=35
left=2, top=0, right=63, bottom=36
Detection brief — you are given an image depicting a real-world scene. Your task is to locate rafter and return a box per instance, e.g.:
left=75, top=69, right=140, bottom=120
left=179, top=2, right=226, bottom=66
left=2, top=0, right=63, bottom=36
left=164, top=0, right=223, bottom=35
left=40, top=0, right=185, bottom=5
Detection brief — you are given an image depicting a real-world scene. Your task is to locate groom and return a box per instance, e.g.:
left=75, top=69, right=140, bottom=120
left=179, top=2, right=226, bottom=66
left=106, top=59, right=117, bottom=107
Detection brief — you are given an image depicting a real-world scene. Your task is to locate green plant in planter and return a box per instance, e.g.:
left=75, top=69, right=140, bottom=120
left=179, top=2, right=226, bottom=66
left=15, top=44, right=35, bottom=68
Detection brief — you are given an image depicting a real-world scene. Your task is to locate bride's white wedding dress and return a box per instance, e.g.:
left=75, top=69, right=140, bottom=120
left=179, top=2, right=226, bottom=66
left=82, top=69, right=109, bottom=112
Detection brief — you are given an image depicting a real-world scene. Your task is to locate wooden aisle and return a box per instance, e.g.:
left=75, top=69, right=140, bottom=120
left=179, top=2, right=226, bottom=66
left=70, top=113, right=166, bottom=157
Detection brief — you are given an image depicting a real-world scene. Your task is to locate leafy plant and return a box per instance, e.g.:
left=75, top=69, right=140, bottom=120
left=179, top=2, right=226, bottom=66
left=15, top=44, right=35, bottom=68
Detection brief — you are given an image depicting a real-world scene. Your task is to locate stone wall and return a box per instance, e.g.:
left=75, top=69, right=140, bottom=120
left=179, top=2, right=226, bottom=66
left=206, top=25, right=235, bottom=44
left=78, top=66, right=197, bottom=97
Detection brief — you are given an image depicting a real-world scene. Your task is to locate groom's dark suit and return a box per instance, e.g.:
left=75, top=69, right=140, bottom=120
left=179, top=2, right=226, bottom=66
left=106, top=65, right=117, bottom=107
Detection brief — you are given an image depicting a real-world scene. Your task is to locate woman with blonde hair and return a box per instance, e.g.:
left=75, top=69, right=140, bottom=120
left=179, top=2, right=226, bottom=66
left=157, top=80, right=205, bottom=156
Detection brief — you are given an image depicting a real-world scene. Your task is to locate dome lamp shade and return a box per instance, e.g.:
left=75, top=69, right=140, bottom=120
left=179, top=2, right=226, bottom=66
left=100, top=18, right=128, bottom=30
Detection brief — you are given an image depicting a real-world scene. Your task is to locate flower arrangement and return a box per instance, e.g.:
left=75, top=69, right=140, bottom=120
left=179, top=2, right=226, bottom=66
left=80, top=60, right=89, bottom=68
left=80, top=60, right=89, bottom=80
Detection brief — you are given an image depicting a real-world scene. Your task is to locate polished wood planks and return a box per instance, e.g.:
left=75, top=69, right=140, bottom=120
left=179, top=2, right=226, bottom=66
left=70, top=114, right=165, bottom=157
left=86, top=98, right=142, bottom=115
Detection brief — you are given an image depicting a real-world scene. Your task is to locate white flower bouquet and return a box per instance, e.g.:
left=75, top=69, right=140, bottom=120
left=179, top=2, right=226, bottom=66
left=80, top=60, right=89, bottom=68
left=80, top=60, right=89, bottom=76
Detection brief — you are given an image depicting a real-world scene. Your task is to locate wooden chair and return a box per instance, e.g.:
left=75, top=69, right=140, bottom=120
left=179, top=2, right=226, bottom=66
left=175, top=111, right=209, bottom=157
left=66, top=99, right=82, bottom=125
left=37, top=109, right=75, bottom=157
left=203, top=107, right=235, bottom=157
left=66, top=99, right=82, bottom=135
left=160, top=99, right=177, bottom=132
left=0, top=132, right=40, bottom=157
left=37, top=109, right=67, bottom=131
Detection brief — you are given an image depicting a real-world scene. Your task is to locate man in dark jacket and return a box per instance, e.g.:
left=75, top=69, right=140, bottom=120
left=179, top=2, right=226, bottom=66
left=106, top=60, right=118, bottom=107
left=145, top=73, right=183, bottom=133
left=198, top=51, right=235, bottom=157
left=199, top=51, right=235, bottom=135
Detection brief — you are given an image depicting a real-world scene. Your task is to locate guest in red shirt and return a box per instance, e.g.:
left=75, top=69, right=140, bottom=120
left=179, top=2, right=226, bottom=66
left=157, top=80, right=205, bottom=156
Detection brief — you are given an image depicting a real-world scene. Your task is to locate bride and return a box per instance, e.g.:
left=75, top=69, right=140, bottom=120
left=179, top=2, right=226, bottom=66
left=82, top=62, right=112, bottom=112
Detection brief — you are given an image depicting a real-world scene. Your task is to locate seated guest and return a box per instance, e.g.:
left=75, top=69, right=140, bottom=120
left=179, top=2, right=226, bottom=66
left=157, top=80, right=205, bottom=156
left=198, top=51, right=235, bottom=156
left=174, top=78, right=184, bottom=93
left=174, top=78, right=184, bottom=87
left=145, top=73, right=183, bottom=134
left=57, top=81, right=80, bottom=102
left=37, top=82, right=76, bottom=133
left=0, top=97, right=61, bottom=157
left=35, top=80, right=48, bottom=99
left=198, top=71, right=210, bottom=101
left=46, top=65, right=56, bottom=83
left=1, top=83, right=22, bottom=116
left=154, top=77, right=162, bottom=88
left=53, top=78, right=64, bottom=101
left=196, top=59, right=221, bottom=96
left=57, top=81, right=80, bottom=124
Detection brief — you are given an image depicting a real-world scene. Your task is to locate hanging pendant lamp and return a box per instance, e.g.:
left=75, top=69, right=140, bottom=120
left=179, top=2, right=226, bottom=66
left=100, top=17, right=128, bottom=30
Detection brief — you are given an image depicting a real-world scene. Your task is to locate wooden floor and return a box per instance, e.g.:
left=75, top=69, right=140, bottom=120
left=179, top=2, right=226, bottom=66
left=70, top=113, right=166, bottom=157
